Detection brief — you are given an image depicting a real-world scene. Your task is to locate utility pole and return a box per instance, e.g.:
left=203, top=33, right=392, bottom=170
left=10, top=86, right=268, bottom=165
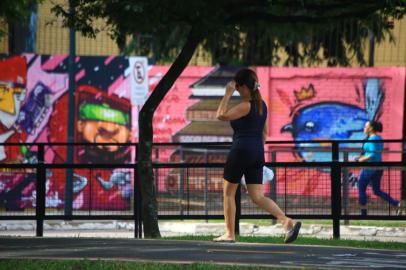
left=368, top=29, right=375, bottom=67
left=65, top=0, right=76, bottom=216
left=402, top=76, right=406, bottom=206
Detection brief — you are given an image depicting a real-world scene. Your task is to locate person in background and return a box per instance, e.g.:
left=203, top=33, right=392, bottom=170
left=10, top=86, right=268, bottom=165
left=355, top=121, right=403, bottom=216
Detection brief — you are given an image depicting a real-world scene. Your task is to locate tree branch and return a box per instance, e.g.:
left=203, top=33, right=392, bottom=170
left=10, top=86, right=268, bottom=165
left=140, top=26, right=202, bottom=116
left=225, top=2, right=390, bottom=25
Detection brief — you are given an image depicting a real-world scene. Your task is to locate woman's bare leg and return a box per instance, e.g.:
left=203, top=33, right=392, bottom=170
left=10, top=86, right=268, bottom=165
left=247, top=184, right=293, bottom=231
left=213, top=180, right=239, bottom=241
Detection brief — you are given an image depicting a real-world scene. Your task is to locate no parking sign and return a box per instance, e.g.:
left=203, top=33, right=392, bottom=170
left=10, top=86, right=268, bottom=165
left=130, top=57, right=148, bottom=105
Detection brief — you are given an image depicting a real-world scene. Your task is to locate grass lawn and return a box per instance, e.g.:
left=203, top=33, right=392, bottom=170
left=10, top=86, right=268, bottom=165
left=165, top=235, right=406, bottom=250
left=166, top=219, right=406, bottom=227
left=0, top=259, right=298, bottom=270
left=250, top=219, right=406, bottom=227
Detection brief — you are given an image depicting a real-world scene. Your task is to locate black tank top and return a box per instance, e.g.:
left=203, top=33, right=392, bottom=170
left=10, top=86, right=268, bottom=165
left=230, top=100, right=267, bottom=149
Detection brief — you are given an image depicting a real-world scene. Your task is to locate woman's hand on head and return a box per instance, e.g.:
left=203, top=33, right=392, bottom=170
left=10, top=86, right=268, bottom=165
left=225, top=81, right=236, bottom=95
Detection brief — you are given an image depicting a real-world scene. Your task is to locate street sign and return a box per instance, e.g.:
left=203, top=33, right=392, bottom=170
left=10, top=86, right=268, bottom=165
left=130, top=57, right=148, bottom=105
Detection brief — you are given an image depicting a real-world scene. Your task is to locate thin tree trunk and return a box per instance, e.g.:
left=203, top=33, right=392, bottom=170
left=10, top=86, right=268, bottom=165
left=137, top=27, right=202, bottom=238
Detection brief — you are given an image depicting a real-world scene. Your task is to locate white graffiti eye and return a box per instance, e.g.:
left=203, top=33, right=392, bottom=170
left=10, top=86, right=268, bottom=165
left=305, top=121, right=315, bottom=131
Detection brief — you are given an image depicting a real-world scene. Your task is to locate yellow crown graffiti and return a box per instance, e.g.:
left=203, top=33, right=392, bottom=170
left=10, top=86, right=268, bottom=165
left=294, top=84, right=316, bottom=102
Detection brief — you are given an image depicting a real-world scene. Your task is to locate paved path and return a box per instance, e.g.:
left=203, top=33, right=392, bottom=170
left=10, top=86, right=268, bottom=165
left=1, top=237, right=406, bottom=269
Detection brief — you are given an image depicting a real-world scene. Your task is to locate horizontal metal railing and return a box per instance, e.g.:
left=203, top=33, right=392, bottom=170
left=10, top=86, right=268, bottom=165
left=0, top=140, right=405, bottom=238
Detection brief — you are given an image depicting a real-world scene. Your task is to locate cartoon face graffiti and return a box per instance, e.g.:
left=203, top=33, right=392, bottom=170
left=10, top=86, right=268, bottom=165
left=77, top=103, right=130, bottom=152
left=74, top=85, right=132, bottom=164
left=0, top=56, right=27, bottom=162
left=0, top=84, right=26, bottom=129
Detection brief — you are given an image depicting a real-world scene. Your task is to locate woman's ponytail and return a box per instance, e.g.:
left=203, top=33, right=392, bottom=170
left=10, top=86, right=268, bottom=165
left=234, top=68, right=263, bottom=115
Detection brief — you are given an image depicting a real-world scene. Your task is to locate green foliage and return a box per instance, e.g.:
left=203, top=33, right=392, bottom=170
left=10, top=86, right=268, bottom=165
left=0, top=0, right=35, bottom=21
left=0, top=0, right=42, bottom=38
left=165, top=235, right=406, bottom=250
left=204, top=2, right=406, bottom=66
left=51, top=0, right=406, bottom=66
left=51, top=0, right=227, bottom=57
left=0, top=259, right=283, bottom=270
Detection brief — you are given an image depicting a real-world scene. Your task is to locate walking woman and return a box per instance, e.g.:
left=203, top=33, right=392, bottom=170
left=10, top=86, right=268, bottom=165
left=355, top=121, right=402, bottom=216
left=213, top=68, right=301, bottom=243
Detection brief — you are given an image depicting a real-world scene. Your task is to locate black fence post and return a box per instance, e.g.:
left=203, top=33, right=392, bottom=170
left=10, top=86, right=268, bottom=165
left=204, top=150, right=208, bottom=221
left=36, top=144, right=45, bottom=237
left=134, top=156, right=138, bottom=238
left=331, top=142, right=341, bottom=239
left=342, top=152, right=349, bottom=225
left=235, top=185, right=241, bottom=235
left=270, top=151, right=277, bottom=225
left=179, top=149, right=184, bottom=216
left=134, top=143, right=142, bottom=238
left=154, top=147, right=159, bottom=201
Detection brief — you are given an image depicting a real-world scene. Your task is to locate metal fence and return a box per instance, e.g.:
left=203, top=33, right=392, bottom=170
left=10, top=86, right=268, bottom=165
left=0, top=140, right=405, bottom=239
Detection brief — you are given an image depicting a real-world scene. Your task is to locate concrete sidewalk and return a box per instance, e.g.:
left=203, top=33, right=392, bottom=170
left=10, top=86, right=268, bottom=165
left=1, top=220, right=406, bottom=242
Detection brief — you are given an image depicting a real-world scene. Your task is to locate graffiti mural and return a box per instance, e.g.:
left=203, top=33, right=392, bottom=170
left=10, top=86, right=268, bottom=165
left=261, top=67, right=405, bottom=198
left=0, top=55, right=133, bottom=210
left=0, top=54, right=213, bottom=211
left=281, top=79, right=383, bottom=162
left=0, top=56, right=28, bottom=162
left=0, top=60, right=405, bottom=210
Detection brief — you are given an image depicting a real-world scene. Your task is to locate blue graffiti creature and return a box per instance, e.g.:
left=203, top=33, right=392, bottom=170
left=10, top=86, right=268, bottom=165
left=281, top=78, right=384, bottom=162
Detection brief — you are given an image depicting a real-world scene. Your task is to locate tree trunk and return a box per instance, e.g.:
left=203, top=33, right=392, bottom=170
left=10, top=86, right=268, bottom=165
left=137, top=27, right=202, bottom=238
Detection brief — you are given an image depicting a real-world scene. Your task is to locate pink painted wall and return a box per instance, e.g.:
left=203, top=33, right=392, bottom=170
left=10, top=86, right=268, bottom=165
left=257, top=67, right=405, bottom=198
left=1, top=54, right=404, bottom=208
left=257, top=67, right=405, bottom=142
left=148, top=66, right=213, bottom=144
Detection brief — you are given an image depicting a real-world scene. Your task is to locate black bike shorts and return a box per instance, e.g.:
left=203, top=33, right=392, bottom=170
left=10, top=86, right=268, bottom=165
left=223, top=147, right=264, bottom=184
